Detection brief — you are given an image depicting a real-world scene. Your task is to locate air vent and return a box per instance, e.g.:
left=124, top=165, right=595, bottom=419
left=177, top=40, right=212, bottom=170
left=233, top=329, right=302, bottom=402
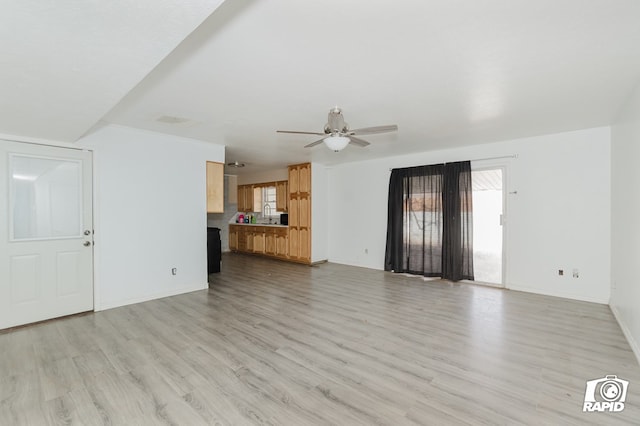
left=155, top=115, right=196, bottom=126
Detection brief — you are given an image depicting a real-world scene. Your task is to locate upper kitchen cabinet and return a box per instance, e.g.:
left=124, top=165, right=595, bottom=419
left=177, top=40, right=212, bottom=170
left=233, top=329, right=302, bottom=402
left=288, top=163, right=310, bottom=195
left=275, top=180, right=288, bottom=212
left=206, top=161, right=224, bottom=213
left=237, top=184, right=254, bottom=212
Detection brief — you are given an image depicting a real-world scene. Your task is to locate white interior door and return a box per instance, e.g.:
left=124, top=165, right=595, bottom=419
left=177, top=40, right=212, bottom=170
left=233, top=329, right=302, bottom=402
left=0, top=140, right=93, bottom=329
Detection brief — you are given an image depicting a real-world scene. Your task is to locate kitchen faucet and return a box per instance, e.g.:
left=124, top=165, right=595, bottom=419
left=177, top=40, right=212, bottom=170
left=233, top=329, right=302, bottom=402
left=264, top=203, right=272, bottom=223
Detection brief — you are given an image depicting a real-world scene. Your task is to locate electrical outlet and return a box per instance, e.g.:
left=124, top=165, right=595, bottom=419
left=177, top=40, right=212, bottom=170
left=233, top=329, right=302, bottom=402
left=573, top=269, right=579, bottom=278
left=171, top=268, right=177, bottom=276
left=558, top=269, right=564, bottom=276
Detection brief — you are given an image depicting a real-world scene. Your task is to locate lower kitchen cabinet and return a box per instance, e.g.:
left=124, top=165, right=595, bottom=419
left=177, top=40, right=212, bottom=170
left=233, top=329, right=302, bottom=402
left=246, top=230, right=254, bottom=252
left=253, top=232, right=265, bottom=254
left=229, top=225, right=288, bottom=260
left=275, top=229, right=288, bottom=258
left=229, top=228, right=238, bottom=251
left=265, top=231, right=276, bottom=255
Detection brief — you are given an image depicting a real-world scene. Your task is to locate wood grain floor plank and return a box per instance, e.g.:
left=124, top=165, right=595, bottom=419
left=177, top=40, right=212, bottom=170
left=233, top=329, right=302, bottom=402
left=1, top=253, right=640, bottom=425
left=44, top=388, right=104, bottom=426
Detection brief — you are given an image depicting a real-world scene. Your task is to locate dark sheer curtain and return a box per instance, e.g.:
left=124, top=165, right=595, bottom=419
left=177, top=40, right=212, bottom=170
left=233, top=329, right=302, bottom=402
left=384, top=164, right=444, bottom=276
left=385, top=161, right=474, bottom=281
left=442, top=161, right=474, bottom=281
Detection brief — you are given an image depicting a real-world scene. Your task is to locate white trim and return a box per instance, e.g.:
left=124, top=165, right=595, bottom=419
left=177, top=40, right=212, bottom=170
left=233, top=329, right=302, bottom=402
left=90, top=148, right=101, bottom=312
left=461, top=279, right=503, bottom=289
left=507, top=284, right=609, bottom=304
left=0, top=134, right=85, bottom=150
left=95, top=282, right=208, bottom=311
left=610, top=304, right=640, bottom=367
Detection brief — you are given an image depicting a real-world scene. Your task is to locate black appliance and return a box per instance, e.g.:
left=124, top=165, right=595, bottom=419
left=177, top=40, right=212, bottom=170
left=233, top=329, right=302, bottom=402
left=280, top=213, right=288, bottom=225
left=207, top=227, right=221, bottom=274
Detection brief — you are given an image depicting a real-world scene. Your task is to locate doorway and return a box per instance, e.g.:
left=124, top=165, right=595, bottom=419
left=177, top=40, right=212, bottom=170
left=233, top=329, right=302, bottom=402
left=0, top=140, right=94, bottom=329
left=471, top=168, right=504, bottom=286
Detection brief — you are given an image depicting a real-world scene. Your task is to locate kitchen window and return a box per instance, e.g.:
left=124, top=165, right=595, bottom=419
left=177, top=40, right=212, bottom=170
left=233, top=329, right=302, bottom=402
left=262, top=187, right=277, bottom=217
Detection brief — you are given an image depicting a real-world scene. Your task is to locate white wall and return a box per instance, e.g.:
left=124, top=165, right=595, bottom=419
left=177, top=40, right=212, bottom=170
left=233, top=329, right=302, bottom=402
left=311, top=162, right=328, bottom=262
left=237, top=168, right=288, bottom=185
left=79, top=125, right=225, bottom=310
left=611, top=81, right=640, bottom=363
left=328, top=127, right=611, bottom=304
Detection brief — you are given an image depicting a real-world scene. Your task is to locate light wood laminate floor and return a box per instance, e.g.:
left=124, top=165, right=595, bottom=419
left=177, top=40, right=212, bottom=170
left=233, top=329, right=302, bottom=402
left=1, top=253, right=639, bottom=425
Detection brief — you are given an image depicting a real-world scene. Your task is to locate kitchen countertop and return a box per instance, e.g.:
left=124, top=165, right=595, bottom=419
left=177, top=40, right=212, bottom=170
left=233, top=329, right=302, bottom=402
left=230, top=222, right=288, bottom=228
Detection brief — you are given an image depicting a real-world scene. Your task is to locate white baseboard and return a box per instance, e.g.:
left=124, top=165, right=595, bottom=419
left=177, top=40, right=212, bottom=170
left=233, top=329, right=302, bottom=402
left=610, top=304, right=640, bottom=367
left=95, top=282, right=208, bottom=312
left=507, top=284, right=609, bottom=304
left=327, top=257, right=384, bottom=271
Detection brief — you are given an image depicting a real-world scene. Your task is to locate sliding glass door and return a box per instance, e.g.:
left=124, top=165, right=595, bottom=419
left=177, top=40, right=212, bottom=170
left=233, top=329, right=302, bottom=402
left=471, top=168, right=504, bottom=286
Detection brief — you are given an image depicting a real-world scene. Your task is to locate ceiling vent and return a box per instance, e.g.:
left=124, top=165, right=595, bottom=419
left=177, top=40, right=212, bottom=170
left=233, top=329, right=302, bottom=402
left=155, top=115, right=198, bottom=127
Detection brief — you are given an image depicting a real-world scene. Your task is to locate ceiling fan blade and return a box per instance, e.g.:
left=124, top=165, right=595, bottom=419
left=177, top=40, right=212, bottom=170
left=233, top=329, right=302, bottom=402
left=349, top=136, right=370, bottom=147
left=349, top=125, right=398, bottom=135
left=277, top=130, right=326, bottom=136
left=304, top=138, right=325, bottom=148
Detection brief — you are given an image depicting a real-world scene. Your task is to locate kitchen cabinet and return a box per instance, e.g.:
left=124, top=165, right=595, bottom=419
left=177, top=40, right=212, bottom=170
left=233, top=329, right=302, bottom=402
left=237, top=184, right=257, bottom=212
left=237, top=185, right=246, bottom=211
left=288, top=167, right=299, bottom=194
left=298, top=164, right=311, bottom=193
left=229, top=227, right=238, bottom=251
left=287, top=227, right=309, bottom=260
left=289, top=198, right=298, bottom=227
left=246, top=229, right=254, bottom=252
left=265, top=231, right=276, bottom=255
left=206, top=161, right=224, bottom=213
left=237, top=227, right=247, bottom=251
left=275, top=228, right=288, bottom=257
left=288, top=163, right=312, bottom=264
left=253, top=231, right=265, bottom=254
left=238, top=180, right=287, bottom=214
left=229, top=163, right=312, bottom=264
left=229, top=224, right=288, bottom=260
left=288, top=162, right=310, bottom=195
left=275, top=180, right=288, bottom=212
left=264, top=227, right=288, bottom=258
left=298, top=193, right=310, bottom=227
left=298, top=228, right=310, bottom=260
left=289, top=227, right=299, bottom=258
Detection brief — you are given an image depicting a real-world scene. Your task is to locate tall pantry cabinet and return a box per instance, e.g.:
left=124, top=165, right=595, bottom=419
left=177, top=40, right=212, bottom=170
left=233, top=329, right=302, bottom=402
left=288, top=163, right=311, bottom=263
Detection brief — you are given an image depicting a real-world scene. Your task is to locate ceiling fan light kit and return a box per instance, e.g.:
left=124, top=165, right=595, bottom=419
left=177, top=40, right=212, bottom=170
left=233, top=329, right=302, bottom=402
left=323, top=135, right=350, bottom=152
left=277, top=107, right=398, bottom=152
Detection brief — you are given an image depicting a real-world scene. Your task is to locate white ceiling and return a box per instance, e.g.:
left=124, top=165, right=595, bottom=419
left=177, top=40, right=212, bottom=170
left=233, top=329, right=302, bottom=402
left=0, top=0, right=225, bottom=142
left=4, top=1, right=640, bottom=175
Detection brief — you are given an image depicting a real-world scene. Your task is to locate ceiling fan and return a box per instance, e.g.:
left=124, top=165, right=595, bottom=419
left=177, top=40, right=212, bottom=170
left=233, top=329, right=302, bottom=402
left=277, top=107, right=398, bottom=152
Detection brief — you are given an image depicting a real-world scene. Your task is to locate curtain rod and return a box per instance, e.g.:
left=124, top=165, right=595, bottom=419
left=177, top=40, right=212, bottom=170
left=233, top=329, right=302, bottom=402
left=389, top=154, right=518, bottom=171
left=470, top=154, right=518, bottom=162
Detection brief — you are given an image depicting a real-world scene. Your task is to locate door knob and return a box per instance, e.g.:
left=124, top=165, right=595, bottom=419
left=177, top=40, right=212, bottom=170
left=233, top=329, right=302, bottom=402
left=84, top=230, right=91, bottom=236
left=83, top=241, right=91, bottom=247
